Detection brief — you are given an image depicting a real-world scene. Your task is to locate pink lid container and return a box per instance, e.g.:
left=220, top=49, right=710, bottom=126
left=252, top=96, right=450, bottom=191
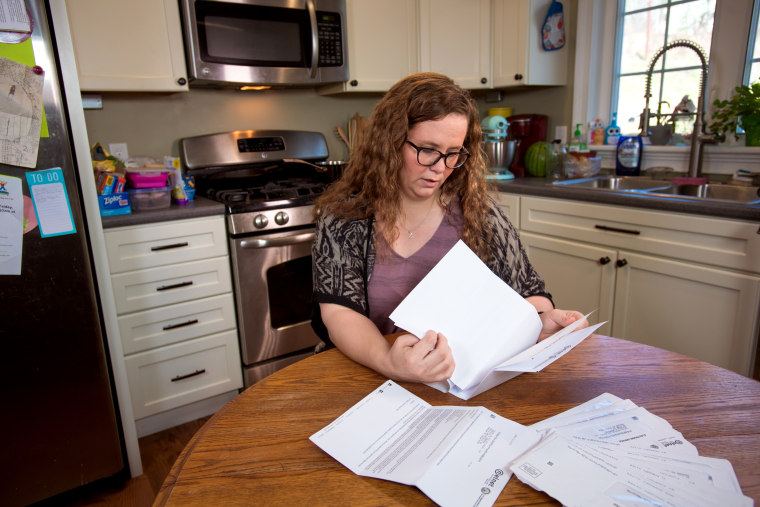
left=126, top=171, right=168, bottom=189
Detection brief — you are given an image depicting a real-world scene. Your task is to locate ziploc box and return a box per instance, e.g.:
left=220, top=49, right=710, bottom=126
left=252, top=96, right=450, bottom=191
left=98, top=192, right=131, bottom=216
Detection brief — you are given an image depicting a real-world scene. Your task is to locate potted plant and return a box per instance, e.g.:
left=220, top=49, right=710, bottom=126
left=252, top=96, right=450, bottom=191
left=709, top=82, right=760, bottom=146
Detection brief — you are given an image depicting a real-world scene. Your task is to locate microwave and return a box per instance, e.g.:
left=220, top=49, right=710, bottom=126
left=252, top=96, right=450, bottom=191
left=180, top=0, right=348, bottom=87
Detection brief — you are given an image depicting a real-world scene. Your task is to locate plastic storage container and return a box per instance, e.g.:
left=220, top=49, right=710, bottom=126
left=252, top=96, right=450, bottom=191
left=126, top=170, right=168, bottom=189
left=128, top=186, right=171, bottom=211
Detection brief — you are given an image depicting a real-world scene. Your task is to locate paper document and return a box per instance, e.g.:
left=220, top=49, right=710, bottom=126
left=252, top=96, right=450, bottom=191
left=511, top=394, right=753, bottom=507
left=390, top=240, right=604, bottom=399
left=310, top=380, right=540, bottom=507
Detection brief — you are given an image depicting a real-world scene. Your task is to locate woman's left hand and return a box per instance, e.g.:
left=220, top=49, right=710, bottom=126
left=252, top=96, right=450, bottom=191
left=537, top=309, right=587, bottom=341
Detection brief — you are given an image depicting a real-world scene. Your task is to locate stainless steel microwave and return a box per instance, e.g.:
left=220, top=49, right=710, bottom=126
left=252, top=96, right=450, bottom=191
left=180, top=0, right=348, bottom=87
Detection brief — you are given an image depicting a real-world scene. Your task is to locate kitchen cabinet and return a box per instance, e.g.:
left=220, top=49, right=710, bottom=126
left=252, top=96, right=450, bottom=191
left=504, top=194, right=760, bottom=377
left=418, top=0, right=491, bottom=89
left=104, top=216, right=242, bottom=424
left=492, top=0, right=567, bottom=87
left=319, top=0, right=418, bottom=93
left=324, top=0, right=557, bottom=93
left=65, top=0, right=188, bottom=92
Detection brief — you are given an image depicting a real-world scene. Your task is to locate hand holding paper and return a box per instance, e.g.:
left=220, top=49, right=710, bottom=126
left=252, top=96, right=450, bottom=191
left=389, top=240, right=605, bottom=399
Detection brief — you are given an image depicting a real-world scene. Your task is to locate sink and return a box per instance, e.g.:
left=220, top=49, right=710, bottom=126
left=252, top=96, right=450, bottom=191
left=651, top=184, right=760, bottom=203
left=553, top=176, right=760, bottom=204
left=553, top=176, right=673, bottom=191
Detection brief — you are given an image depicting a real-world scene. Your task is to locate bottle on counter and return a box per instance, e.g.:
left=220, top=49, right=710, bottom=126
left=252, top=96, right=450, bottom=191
left=569, top=123, right=587, bottom=153
left=548, top=139, right=565, bottom=179
left=615, top=136, right=643, bottom=176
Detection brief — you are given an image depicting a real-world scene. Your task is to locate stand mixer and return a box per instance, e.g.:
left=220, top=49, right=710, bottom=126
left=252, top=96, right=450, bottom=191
left=507, top=114, right=548, bottom=178
left=481, top=114, right=515, bottom=180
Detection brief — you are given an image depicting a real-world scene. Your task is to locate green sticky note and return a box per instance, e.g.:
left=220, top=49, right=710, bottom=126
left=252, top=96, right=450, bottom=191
left=0, top=38, right=49, bottom=138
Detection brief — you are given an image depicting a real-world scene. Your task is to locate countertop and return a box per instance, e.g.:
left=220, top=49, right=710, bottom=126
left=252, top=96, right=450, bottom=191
left=495, top=177, right=760, bottom=222
left=100, top=179, right=760, bottom=229
left=100, top=196, right=226, bottom=229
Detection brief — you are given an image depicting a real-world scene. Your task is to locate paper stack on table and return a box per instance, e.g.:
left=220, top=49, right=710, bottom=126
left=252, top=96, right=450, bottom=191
left=310, top=380, right=541, bottom=507
left=389, top=240, right=605, bottom=400
left=510, top=393, right=753, bottom=507
left=311, top=385, right=752, bottom=507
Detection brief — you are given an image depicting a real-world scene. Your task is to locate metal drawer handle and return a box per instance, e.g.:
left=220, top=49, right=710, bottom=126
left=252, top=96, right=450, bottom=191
left=240, top=231, right=316, bottom=249
left=151, top=241, right=189, bottom=251
left=162, top=319, right=199, bottom=331
left=156, top=280, right=194, bottom=291
left=595, top=224, right=641, bottom=235
left=171, top=369, right=206, bottom=382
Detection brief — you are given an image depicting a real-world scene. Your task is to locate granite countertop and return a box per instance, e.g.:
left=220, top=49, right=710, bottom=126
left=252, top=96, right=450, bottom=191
left=100, top=196, right=226, bottom=229
left=496, top=177, right=760, bottom=222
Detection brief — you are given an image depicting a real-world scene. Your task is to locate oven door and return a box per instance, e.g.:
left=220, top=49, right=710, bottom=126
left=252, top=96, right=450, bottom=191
left=181, top=0, right=348, bottom=86
left=230, top=227, right=320, bottom=367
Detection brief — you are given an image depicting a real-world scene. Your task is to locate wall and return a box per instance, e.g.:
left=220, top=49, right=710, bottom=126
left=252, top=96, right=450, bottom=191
left=82, top=84, right=573, bottom=162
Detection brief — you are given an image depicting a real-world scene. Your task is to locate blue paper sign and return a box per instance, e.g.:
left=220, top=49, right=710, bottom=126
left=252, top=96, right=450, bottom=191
left=25, top=168, right=76, bottom=237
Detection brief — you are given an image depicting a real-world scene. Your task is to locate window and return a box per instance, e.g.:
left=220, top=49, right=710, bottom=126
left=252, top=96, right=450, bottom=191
left=612, top=1, right=716, bottom=136
left=746, top=0, right=760, bottom=83
left=574, top=0, right=760, bottom=175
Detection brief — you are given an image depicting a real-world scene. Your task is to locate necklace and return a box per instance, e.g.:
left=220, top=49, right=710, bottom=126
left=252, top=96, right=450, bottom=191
left=403, top=201, right=435, bottom=239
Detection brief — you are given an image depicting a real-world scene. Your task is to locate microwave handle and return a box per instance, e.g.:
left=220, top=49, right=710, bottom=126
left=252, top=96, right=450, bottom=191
left=306, top=0, right=318, bottom=78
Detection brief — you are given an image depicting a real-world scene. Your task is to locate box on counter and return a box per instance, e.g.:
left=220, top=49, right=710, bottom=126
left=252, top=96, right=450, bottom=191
left=164, top=156, right=195, bottom=205
left=95, top=170, right=127, bottom=195
left=98, top=192, right=131, bottom=216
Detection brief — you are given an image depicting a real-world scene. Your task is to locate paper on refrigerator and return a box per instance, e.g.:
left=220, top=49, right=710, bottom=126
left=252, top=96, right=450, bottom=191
left=389, top=240, right=604, bottom=400
left=310, top=380, right=541, bottom=507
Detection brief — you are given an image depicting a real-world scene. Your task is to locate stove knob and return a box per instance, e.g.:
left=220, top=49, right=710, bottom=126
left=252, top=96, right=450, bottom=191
left=274, top=211, right=290, bottom=226
left=253, top=214, right=268, bottom=229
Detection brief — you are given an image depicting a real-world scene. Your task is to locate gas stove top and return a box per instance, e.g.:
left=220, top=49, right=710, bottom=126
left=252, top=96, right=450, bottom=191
left=205, top=177, right=329, bottom=214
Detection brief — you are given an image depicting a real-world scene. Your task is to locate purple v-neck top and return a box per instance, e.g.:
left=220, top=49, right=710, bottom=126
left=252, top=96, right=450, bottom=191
left=368, top=206, right=463, bottom=335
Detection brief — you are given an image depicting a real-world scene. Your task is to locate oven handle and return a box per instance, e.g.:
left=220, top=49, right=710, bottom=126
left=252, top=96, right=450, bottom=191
left=306, top=0, right=318, bottom=79
left=240, top=231, right=315, bottom=249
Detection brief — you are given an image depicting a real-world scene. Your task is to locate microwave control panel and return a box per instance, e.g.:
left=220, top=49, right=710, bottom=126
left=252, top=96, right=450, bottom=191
left=317, top=11, right=343, bottom=67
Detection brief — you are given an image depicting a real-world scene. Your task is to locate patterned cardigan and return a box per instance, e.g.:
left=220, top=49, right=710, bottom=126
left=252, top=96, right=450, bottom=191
left=311, top=197, right=552, bottom=343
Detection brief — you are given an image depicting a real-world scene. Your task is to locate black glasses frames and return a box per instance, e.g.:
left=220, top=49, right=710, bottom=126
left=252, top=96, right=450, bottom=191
left=405, top=140, right=470, bottom=169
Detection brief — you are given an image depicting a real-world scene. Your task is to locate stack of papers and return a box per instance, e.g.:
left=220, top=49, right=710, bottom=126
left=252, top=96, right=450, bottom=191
left=311, top=384, right=753, bottom=507
left=510, top=393, right=753, bottom=506
left=310, top=380, right=541, bottom=507
left=389, top=240, right=605, bottom=399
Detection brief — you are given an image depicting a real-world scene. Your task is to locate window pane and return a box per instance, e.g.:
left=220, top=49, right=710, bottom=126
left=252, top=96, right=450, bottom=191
left=616, top=74, right=656, bottom=134
left=626, top=0, right=667, bottom=11
left=667, top=0, right=715, bottom=54
left=619, top=9, right=667, bottom=74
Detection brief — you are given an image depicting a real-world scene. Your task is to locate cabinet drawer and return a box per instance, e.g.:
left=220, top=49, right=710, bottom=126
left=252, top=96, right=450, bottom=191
left=111, top=257, right=232, bottom=314
left=495, top=192, right=520, bottom=224
left=125, top=331, right=243, bottom=419
left=520, top=196, right=760, bottom=273
left=119, top=293, right=237, bottom=354
left=105, top=217, right=227, bottom=273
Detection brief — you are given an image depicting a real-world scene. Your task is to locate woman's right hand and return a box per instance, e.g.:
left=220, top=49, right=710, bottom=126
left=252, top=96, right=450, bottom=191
left=387, top=330, right=456, bottom=383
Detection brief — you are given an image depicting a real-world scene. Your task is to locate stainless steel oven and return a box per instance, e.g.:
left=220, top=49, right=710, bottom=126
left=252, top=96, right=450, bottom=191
left=179, top=0, right=348, bottom=87
left=181, top=130, right=338, bottom=386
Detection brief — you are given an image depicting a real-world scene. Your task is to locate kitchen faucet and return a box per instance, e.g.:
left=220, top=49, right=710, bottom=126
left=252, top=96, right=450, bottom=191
left=640, top=39, right=716, bottom=179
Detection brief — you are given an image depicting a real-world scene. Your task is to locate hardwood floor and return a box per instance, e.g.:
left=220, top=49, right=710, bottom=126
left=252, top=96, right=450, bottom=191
left=58, top=416, right=211, bottom=506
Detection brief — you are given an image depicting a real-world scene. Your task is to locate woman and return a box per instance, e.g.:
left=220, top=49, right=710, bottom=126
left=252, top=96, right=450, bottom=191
left=312, top=72, right=585, bottom=384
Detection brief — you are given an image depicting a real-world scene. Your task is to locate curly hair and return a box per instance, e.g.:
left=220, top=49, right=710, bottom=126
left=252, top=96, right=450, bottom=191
left=314, top=72, right=494, bottom=259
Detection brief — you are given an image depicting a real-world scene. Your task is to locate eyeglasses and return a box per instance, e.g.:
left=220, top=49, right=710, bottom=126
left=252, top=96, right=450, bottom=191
left=405, top=140, right=470, bottom=169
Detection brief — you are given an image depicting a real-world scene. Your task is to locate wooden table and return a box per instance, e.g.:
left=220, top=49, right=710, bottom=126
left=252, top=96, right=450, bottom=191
left=155, top=335, right=760, bottom=506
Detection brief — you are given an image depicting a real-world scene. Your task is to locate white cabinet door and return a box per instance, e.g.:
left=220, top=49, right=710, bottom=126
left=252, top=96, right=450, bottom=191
left=611, top=250, right=760, bottom=377
left=492, top=0, right=567, bottom=87
left=320, top=0, right=418, bottom=93
left=419, top=0, right=491, bottom=89
left=521, top=232, right=617, bottom=327
left=66, top=0, right=188, bottom=92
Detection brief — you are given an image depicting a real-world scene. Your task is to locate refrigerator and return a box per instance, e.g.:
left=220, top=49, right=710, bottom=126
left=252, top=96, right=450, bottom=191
left=0, top=1, right=126, bottom=505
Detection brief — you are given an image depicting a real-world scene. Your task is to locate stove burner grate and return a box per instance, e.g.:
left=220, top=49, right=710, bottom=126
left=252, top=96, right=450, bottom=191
left=207, top=178, right=328, bottom=209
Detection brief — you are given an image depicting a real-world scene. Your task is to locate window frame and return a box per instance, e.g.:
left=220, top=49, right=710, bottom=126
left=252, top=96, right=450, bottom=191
left=572, top=0, right=759, bottom=175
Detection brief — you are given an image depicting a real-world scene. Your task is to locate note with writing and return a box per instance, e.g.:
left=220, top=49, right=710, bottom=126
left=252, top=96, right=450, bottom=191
left=0, top=174, right=23, bottom=274
left=390, top=240, right=604, bottom=400
left=25, top=168, right=76, bottom=237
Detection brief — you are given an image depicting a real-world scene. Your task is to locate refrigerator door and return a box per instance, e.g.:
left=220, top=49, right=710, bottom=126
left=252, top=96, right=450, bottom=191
left=0, top=1, right=125, bottom=505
